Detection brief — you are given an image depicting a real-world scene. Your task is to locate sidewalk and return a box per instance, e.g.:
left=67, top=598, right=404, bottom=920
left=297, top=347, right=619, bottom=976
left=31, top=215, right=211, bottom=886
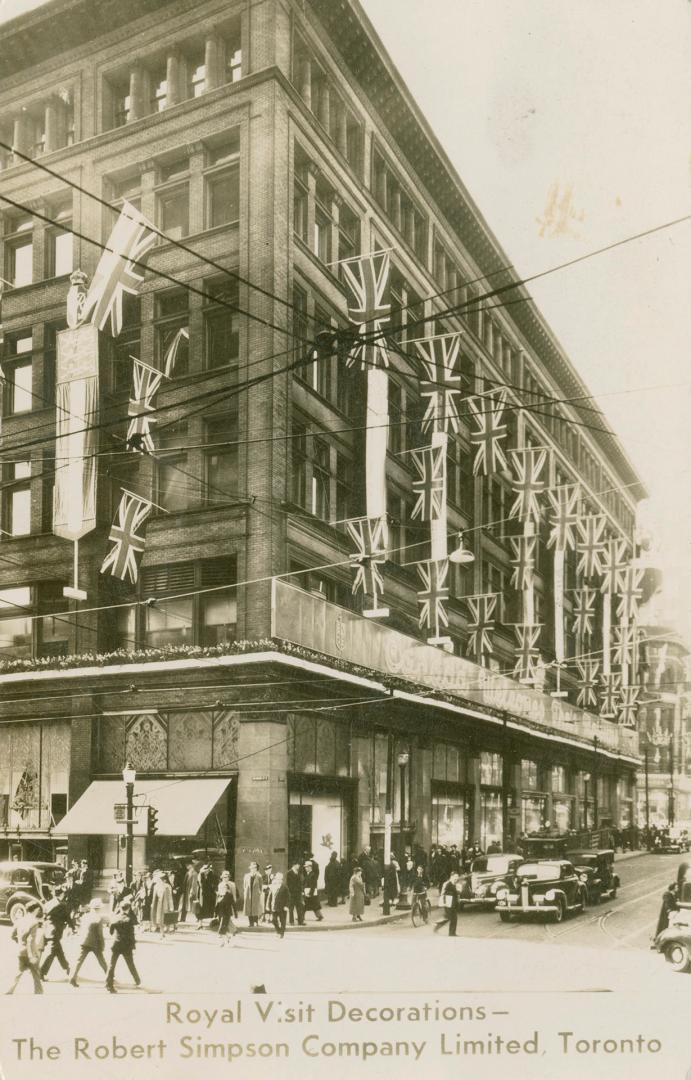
left=158, top=898, right=411, bottom=940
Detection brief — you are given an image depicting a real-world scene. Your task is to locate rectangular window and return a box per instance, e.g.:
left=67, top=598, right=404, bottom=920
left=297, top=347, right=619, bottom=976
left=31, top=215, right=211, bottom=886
left=155, top=289, right=189, bottom=376
left=155, top=421, right=192, bottom=511
left=204, top=278, right=240, bottom=369
left=291, top=423, right=308, bottom=509
left=37, top=581, right=70, bottom=657
left=311, top=438, right=330, bottom=519
left=158, top=185, right=189, bottom=240
left=338, top=204, right=359, bottom=264
left=5, top=356, right=33, bottom=414
left=314, top=203, right=331, bottom=263
left=0, top=586, right=32, bottom=658
left=109, top=294, right=140, bottom=391
left=46, top=224, right=73, bottom=278
left=7, top=235, right=33, bottom=287
left=480, top=751, right=503, bottom=786
left=3, top=461, right=32, bottom=536
left=207, top=166, right=239, bottom=228
left=204, top=412, right=238, bottom=503
left=521, top=759, right=539, bottom=790
left=335, top=454, right=353, bottom=523
left=200, top=557, right=238, bottom=644
left=292, top=284, right=308, bottom=366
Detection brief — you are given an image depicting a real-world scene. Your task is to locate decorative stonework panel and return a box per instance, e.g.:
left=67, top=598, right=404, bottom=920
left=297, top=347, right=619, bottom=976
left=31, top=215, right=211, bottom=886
left=10, top=723, right=41, bottom=828
left=212, top=710, right=239, bottom=769
left=169, top=711, right=213, bottom=771
left=125, top=713, right=168, bottom=771
left=98, top=715, right=127, bottom=772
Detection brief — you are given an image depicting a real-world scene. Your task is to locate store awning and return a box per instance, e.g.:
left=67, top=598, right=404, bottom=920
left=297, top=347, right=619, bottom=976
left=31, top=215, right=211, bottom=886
left=56, top=778, right=232, bottom=837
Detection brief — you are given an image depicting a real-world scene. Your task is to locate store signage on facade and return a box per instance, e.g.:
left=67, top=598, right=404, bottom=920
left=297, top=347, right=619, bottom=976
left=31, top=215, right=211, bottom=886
left=272, top=580, right=635, bottom=754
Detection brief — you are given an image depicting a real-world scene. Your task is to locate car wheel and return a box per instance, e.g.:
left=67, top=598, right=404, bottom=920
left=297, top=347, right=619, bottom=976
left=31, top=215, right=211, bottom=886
left=575, top=890, right=586, bottom=914
left=611, top=885, right=618, bottom=900
left=552, top=898, right=565, bottom=923
left=499, top=912, right=512, bottom=923
left=8, top=901, right=28, bottom=925
left=665, top=943, right=691, bottom=973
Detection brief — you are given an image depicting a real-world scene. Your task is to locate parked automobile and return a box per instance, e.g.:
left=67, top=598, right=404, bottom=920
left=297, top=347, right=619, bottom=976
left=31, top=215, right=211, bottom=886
left=653, top=828, right=690, bottom=855
left=495, top=860, right=587, bottom=923
left=0, top=861, right=66, bottom=924
left=654, top=880, right=691, bottom=972
left=566, top=849, right=620, bottom=904
left=458, top=854, right=524, bottom=908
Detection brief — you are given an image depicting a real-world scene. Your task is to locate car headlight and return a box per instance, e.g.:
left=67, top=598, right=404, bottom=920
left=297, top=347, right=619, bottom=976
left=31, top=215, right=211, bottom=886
left=545, top=889, right=556, bottom=902
left=495, top=887, right=508, bottom=900
left=579, top=873, right=589, bottom=883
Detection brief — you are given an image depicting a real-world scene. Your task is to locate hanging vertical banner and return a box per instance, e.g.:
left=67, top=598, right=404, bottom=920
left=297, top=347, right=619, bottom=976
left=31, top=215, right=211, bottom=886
left=416, top=333, right=462, bottom=434
left=53, top=324, right=100, bottom=540
left=127, top=358, right=165, bottom=453
left=546, top=485, right=580, bottom=665
left=600, top=672, right=622, bottom=719
left=78, top=201, right=157, bottom=338
left=572, top=586, right=597, bottom=636
left=600, top=536, right=629, bottom=677
left=366, top=367, right=388, bottom=522
left=99, top=488, right=153, bottom=584
left=466, top=593, right=497, bottom=662
left=468, top=389, right=509, bottom=476
left=617, top=686, right=640, bottom=728
left=411, top=444, right=445, bottom=522
left=341, top=252, right=391, bottom=370
left=615, top=565, right=644, bottom=624
left=613, top=621, right=637, bottom=669
left=416, top=558, right=451, bottom=646
left=509, top=533, right=536, bottom=592
left=513, top=623, right=542, bottom=684
left=576, top=660, right=600, bottom=709
left=508, top=446, right=549, bottom=524
left=576, top=513, right=607, bottom=578
left=346, top=515, right=389, bottom=618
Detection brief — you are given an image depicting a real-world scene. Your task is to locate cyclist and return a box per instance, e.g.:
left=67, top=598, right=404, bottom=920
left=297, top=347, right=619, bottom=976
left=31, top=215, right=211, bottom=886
left=410, top=866, right=430, bottom=923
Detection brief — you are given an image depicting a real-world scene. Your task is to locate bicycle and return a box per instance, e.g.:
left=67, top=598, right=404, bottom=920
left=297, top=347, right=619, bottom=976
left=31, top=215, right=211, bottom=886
left=410, top=891, right=432, bottom=927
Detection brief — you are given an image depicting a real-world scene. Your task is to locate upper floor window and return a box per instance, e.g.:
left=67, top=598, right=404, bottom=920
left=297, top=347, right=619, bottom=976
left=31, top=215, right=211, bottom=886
left=45, top=202, right=73, bottom=278
left=204, top=277, right=240, bottom=369
left=480, top=751, right=503, bottom=787
left=0, top=586, right=32, bottom=657
left=521, top=760, right=539, bottom=790
left=3, top=333, right=33, bottom=414
left=155, top=420, right=192, bottom=511
left=155, top=289, right=189, bottom=376
left=5, top=215, right=34, bottom=287
left=204, top=411, right=238, bottom=504
left=205, top=135, right=240, bottom=227
left=2, top=461, right=32, bottom=536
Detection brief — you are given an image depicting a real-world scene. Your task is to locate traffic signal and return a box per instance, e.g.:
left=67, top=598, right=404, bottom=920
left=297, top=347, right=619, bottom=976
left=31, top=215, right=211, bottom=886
left=147, top=806, right=159, bottom=836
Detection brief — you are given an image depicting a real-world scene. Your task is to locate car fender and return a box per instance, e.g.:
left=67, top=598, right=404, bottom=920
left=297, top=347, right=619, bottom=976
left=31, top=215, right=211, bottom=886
left=6, top=890, right=39, bottom=912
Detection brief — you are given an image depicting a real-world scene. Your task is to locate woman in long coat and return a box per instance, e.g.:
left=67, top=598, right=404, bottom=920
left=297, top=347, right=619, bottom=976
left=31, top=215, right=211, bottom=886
left=303, top=860, right=324, bottom=921
left=349, top=867, right=365, bottom=922
left=324, top=852, right=341, bottom=907
left=242, top=862, right=264, bottom=926
left=150, top=871, right=174, bottom=935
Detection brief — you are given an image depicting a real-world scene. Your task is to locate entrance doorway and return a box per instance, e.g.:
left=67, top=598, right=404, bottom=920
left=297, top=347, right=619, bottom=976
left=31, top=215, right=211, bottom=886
left=288, top=776, right=354, bottom=884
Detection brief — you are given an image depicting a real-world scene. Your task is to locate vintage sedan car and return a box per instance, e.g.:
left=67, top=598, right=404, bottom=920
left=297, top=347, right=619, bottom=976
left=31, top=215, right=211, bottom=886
left=0, top=861, right=66, bottom=924
left=653, top=828, right=690, bottom=855
left=458, top=854, right=524, bottom=908
left=495, top=859, right=587, bottom=923
left=654, top=881, right=691, bottom=972
left=566, top=849, right=620, bottom=904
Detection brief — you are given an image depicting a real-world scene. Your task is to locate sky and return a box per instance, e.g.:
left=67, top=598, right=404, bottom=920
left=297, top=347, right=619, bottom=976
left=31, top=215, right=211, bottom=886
left=1, top=0, right=689, bottom=637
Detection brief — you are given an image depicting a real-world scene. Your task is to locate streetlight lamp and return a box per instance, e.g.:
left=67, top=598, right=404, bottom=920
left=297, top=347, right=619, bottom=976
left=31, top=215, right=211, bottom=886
left=122, top=762, right=136, bottom=886
left=397, top=751, right=410, bottom=862
left=583, top=773, right=591, bottom=832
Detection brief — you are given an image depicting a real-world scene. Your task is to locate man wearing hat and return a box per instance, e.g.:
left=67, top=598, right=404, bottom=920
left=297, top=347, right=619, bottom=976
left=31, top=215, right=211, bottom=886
left=70, top=898, right=107, bottom=987
left=40, top=887, right=74, bottom=981
left=105, top=897, right=141, bottom=993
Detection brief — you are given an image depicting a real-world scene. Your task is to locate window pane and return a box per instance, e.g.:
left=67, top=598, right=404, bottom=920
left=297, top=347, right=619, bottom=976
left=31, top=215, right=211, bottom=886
left=159, top=187, right=189, bottom=239
left=10, top=363, right=32, bottom=413
left=158, top=460, right=192, bottom=511
left=205, top=309, right=239, bottom=368
left=208, top=169, right=239, bottom=227
left=10, top=240, right=33, bottom=286
left=0, top=615, right=32, bottom=656
left=144, top=597, right=193, bottom=646
left=10, top=489, right=31, bottom=535
left=201, top=594, right=237, bottom=644
left=53, top=231, right=73, bottom=276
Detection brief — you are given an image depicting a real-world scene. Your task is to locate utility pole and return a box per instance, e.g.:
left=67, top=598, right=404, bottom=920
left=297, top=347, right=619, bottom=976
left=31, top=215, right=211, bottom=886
left=644, top=747, right=650, bottom=840
left=382, top=734, right=394, bottom=915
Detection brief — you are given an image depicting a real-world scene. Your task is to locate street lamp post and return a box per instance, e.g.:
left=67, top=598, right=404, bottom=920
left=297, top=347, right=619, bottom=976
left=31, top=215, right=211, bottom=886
left=643, top=748, right=651, bottom=842
left=669, top=729, right=675, bottom=827
left=583, top=773, right=591, bottom=832
left=397, top=751, right=409, bottom=859
left=122, top=762, right=136, bottom=887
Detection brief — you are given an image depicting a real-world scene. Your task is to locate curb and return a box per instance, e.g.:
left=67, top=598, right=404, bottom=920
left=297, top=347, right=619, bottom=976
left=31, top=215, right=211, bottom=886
left=169, top=910, right=409, bottom=939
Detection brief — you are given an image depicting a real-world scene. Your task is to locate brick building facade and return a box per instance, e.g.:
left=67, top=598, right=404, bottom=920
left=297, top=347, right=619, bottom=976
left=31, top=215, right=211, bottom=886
left=0, top=0, right=642, bottom=880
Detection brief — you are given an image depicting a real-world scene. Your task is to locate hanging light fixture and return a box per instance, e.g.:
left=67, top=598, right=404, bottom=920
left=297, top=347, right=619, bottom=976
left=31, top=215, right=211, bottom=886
left=448, top=533, right=475, bottom=565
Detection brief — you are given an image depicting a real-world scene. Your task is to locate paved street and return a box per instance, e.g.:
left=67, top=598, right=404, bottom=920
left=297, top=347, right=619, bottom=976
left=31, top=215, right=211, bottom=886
left=0, top=854, right=686, bottom=997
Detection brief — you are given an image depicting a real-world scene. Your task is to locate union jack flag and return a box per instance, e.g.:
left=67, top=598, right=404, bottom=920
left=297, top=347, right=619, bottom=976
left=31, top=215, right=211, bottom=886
left=466, top=593, right=497, bottom=660
left=513, top=623, right=542, bottom=684
left=600, top=672, right=622, bottom=718
left=547, top=484, right=581, bottom=551
left=411, top=445, right=445, bottom=522
left=615, top=566, right=644, bottom=624
left=508, top=447, right=549, bottom=524
left=100, top=489, right=152, bottom=584
left=341, top=253, right=391, bottom=370
left=600, top=537, right=629, bottom=595
left=572, top=586, right=597, bottom=636
left=509, top=533, right=536, bottom=591
left=576, top=514, right=606, bottom=578
left=613, top=621, right=637, bottom=668
left=80, top=202, right=157, bottom=338
left=417, top=559, right=450, bottom=642
left=417, top=334, right=462, bottom=435
left=346, top=515, right=388, bottom=615
left=468, top=390, right=509, bottom=476
left=576, top=659, right=600, bottom=709
left=617, top=686, right=640, bottom=728
left=127, top=359, right=164, bottom=453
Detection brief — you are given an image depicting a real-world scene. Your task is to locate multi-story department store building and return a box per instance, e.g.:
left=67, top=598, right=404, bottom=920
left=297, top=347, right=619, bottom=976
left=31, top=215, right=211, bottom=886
left=0, top=0, right=644, bottom=879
